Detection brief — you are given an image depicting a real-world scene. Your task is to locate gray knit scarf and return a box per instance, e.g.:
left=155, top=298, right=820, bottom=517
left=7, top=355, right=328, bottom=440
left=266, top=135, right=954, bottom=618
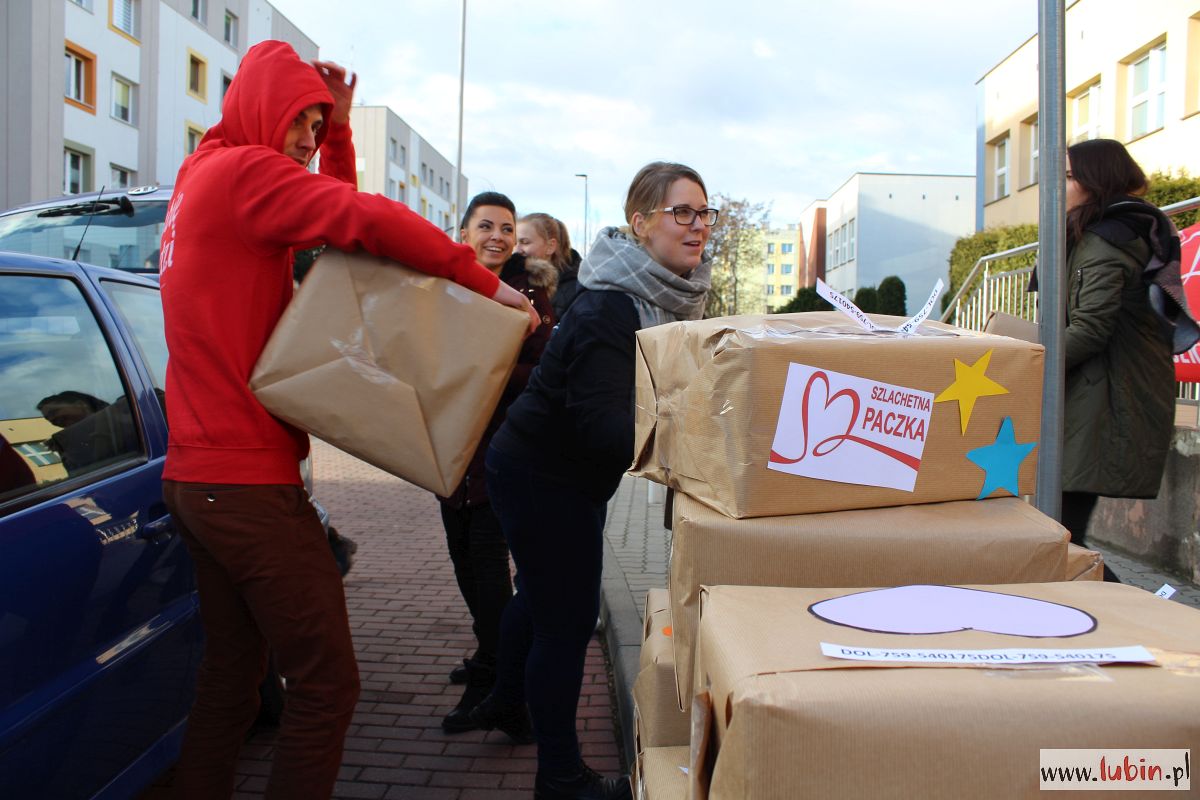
left=578, top=226, right=712, bottom=328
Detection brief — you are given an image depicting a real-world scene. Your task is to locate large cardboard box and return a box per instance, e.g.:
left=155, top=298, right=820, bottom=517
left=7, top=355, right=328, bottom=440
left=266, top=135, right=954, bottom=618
left=631, top=311, right=1043, bottom=518
left=636, top=590, right=690, bottom=749
left=668, top=492, right=1071, bottom=709
left=691, top=582, right=1200, bottom=799
left=250, top=251, right=528, bottom=495
left=634, top=746, right=689, bottom=800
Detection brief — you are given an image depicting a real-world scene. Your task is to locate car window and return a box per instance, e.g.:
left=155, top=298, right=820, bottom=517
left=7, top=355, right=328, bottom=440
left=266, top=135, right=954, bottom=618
left=103, top=281, right=167, bottom=389
left=0, top=275, right=144, bottom=508
left=0, top=199, right=167, bottom=271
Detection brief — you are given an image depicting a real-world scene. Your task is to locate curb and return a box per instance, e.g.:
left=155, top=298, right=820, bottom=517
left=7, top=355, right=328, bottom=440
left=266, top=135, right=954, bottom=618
left=600, top=533, right=641, bottom=766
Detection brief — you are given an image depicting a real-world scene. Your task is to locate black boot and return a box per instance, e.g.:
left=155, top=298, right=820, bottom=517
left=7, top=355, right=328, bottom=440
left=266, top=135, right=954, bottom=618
left=466, top=693, right=535, bottom=745
left=534, top=762, right=632, bottom=800
left=448, top=658, right=469, bottom=685
left=442, top=659, right=495, bottom=733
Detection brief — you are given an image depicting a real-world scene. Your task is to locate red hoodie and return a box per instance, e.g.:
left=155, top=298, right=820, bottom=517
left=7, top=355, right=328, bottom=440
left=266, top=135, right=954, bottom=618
left=160, top=40, right=499, bottom=486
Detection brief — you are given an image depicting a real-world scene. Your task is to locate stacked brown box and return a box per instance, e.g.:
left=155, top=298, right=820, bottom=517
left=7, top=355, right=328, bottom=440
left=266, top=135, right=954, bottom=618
left=634, top=746, right=689, bottom=800
left=634, top=590, right=690, bottom=752
left=667, top=492, right=1072, bottom=708
left=689, top=583, right=1200, bottom=799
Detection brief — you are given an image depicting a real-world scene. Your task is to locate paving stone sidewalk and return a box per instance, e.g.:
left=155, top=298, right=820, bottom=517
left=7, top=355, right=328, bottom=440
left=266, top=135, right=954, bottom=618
left=596, top=475, right=1200, bottom=762
left=143, top=440, right=624, bottom=799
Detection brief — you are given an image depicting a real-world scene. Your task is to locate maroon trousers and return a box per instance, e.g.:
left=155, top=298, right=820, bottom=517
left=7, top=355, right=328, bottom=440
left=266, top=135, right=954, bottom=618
left=163, top=481, right=360, bottom=800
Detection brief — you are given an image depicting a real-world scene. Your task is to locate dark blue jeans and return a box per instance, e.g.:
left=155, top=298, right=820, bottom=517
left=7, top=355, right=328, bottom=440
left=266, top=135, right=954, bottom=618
left=485, top=445, right=607, bottom=775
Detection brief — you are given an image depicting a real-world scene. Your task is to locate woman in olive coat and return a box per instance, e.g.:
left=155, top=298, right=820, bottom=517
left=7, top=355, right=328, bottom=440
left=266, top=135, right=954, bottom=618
left=1061, top=139, right=1182, bottom=579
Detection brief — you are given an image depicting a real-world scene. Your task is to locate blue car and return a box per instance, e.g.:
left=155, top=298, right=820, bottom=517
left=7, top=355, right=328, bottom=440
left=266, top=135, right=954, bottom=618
left=0, top=190, right=342, bottom=798
left=0, top=252, right=198, bottom=799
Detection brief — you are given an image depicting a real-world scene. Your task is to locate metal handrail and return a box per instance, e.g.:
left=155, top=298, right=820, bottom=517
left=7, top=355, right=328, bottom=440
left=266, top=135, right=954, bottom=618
left=940, top=194, right=1200, bottom=324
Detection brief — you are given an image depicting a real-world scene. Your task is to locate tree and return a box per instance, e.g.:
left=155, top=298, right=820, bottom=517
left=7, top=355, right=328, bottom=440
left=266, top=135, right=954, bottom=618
left=776, top=286, right=832, bottom=314
left=853, top=286, right=879, bottom=313
left=877, top=275, right=908, bottom=315
left=1146, top=170, right=1200, bottom=228
left=704, top=193, right=771, bottom=318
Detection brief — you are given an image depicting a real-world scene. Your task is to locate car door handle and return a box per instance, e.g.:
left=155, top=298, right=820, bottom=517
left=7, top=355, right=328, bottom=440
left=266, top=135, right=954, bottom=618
left=138, top=515, right=174, bottom=541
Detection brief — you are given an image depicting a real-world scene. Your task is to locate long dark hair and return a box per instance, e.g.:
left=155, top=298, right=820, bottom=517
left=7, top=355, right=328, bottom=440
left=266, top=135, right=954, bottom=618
left=1066, top=138, right=1148, bottom=243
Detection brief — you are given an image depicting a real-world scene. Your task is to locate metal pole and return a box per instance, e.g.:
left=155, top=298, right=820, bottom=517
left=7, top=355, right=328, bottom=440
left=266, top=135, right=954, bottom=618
left=575, top=172, right=589, bottom=255
left=453, top=0, right=467, bottom=242
left=1034, top=0, right=1067, bottom=521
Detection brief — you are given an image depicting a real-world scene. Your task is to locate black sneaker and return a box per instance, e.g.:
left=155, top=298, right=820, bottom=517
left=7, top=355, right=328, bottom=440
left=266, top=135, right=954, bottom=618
left=466, top=696, right=535, bottom=745
left=534, top=763, right=632, bottom=800
left=442, top=660, right=496, bottom=733
left=448, top=659, right=469, bottom=685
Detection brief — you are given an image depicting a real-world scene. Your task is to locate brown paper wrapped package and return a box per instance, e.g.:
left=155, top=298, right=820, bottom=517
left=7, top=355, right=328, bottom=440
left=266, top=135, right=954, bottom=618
left=668, top=492, right=1071, bottom=710
left=691, top=582, right=1200, bottom=799
left=633, top=746, right=688, bottom=800
left=631, top=311, right=1043, bottom=518
left=636, top=591, right=690, bottom=750
left=249, top=251, right=527, bottom=496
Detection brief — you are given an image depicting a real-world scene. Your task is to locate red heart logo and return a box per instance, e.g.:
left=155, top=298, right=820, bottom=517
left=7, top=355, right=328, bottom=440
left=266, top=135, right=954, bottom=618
left=770, top=371, right=859, bottom=464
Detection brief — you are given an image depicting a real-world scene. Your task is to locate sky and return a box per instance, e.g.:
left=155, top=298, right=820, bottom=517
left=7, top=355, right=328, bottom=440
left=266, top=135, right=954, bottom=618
left=268, top=0, right=1039, bottom=246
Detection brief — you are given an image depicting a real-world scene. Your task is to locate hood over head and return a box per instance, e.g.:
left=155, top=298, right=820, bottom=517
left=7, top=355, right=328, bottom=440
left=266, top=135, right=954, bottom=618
left=195, top=40, right=333, bottom=157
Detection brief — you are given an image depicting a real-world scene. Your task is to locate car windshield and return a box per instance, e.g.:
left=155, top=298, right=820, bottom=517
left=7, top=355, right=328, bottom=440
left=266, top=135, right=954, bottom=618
left=0, top=198, right=168, bottom=272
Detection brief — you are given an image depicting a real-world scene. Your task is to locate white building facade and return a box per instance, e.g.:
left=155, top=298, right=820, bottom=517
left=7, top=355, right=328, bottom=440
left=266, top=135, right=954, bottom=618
left=3, top=0, right=316, bottom=209
left=822, top=173, right=976, bottom=308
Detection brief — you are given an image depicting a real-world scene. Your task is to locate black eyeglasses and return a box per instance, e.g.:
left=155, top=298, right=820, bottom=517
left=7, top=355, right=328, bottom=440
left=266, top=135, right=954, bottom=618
left=655, top=206, right=720, bottom=226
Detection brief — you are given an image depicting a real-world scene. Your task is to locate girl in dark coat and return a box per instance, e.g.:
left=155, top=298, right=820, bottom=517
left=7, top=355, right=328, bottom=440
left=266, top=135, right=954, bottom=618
left=517, top=212, right=582, bottom=321
left=437, top=192, right=556, bottom=732
left=473, top=163, right=715, bottom=799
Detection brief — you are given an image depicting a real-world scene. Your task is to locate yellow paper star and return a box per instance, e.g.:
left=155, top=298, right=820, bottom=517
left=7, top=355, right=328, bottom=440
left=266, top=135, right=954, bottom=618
left=934, top=349, right=1010, bottom=434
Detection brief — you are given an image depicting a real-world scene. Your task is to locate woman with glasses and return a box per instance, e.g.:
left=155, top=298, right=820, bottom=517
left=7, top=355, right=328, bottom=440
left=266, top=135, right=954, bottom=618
left=471, top=162, right=714, bottom=800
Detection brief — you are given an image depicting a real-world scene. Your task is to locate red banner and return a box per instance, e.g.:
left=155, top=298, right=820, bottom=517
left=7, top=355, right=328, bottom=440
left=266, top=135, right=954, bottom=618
left=1173, top=221, right=1200, bottom=382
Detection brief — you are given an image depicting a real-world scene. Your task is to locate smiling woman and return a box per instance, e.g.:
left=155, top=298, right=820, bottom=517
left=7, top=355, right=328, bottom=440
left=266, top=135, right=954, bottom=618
left=468, top=163, right=713, bottom=800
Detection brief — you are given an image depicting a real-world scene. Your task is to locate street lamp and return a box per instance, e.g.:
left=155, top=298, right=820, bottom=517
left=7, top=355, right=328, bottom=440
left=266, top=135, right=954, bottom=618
left=453, top=0, right=467, bottom=242
left=574, top=172, right=589, bottom=255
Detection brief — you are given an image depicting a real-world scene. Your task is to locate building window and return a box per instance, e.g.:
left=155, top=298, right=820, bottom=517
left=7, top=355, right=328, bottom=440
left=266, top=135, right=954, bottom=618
left=1129, top=43, right=1167, bottom=140
left=826, top=232, right=833, bottom=266
left=766, top=285, right=776, bottom=296
left=388, top=138, right=398, bottom=162
left=386, top=178, right=397, bottom=200
left=1023, top=118, right=1039, bottom=186
left=64, top=42, right=96, bottom=112
left=781, top=264, right=793, bottom=275
left=64, top=148, right=91, bottom=194
left=68, top=0, right=94, bottom=10
left=767, top=242, right=775, bottom=254
left=398, top=145, right=407, bottom=167
left=992, top=135, right=1010, bottom=200
left=189, top=0, right=206, bottom=22
left=221, top=73, right=232, bottom=105
left=185, top=123, right=205, bottom=155
left=847, top=218, right=856, bottom=261
left=110, top=0, right=138, bottom=39
left=781, top=285, right=793, bottom=296
left=187, top=51, right=208, bottom=101
left=223, top=11, right=238, bottom=47
left=781, top=243, right=793, bottom=254
left=1069, top=80, right=1102, bottom=143
left=111, top=164, right=134, bottom=188
left=111, top=75, right=136, bottom=124
left=766, top=264, right=775, bottom=275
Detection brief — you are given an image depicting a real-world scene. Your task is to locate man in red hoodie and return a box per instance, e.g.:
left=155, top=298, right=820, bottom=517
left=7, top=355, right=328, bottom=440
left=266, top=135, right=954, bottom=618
left=159, top=41, right=536, bottom=800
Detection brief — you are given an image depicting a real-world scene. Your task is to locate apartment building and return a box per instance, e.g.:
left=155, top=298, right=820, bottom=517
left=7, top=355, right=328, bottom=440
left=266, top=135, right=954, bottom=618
left=2, top=0, right=315, bottom=209
left=350, top=106, right=468, bottom=234
left=761, top=224, right=803, bottom=311
left=798, top=200, right=827, bottom=290
left=977, top=0, right=1200, bottom=229
left=820, top=173, right=975, bottom=308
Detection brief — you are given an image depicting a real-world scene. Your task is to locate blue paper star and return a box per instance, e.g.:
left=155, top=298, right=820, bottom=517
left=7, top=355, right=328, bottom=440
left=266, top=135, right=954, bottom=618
left=966, top=417, right=1037, bottom=499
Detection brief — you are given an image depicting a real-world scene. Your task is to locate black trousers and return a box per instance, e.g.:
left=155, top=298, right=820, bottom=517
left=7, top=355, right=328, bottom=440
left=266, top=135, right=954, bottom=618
left=440, top=502, right=514, bottom=664
left=1061, top=491, right=1121, bottom=583
left=486, top=444, right=607, bottom=776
